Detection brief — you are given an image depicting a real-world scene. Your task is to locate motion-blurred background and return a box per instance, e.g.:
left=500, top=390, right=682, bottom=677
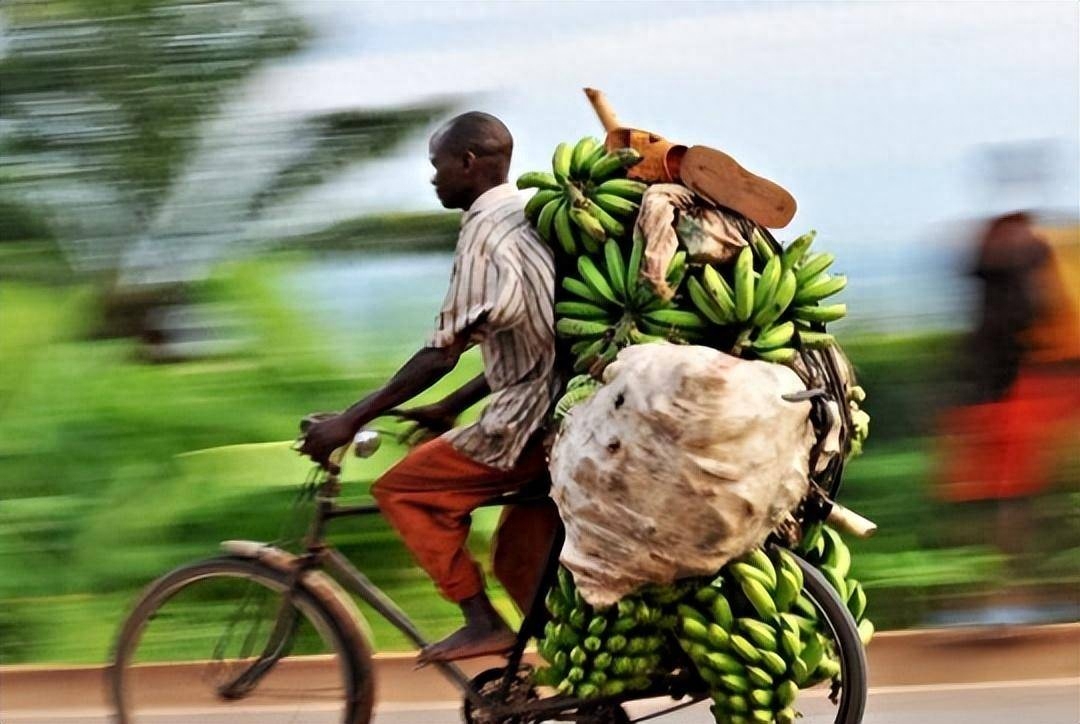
left=1, top=0, right=1077, bottom=665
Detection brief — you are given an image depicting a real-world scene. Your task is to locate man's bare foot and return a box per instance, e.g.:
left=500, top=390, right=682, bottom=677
left=416, top=591, right=516, bottom=664
left=417, top=624, right=516, bottom=664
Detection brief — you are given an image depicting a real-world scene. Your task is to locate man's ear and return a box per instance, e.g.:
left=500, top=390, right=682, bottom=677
left=461, top=150, right=476, bottom=171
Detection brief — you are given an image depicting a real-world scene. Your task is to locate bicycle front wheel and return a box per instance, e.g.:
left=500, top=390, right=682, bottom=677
left=109, top=556, right=373, bottom=724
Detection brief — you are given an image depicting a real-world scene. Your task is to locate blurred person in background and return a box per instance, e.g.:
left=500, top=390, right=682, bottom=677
left=299, top=112, right=561, bottom=663
left=938, top=211, right=1080, bottom=622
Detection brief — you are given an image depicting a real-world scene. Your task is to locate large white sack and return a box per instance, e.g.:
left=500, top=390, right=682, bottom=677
left=549, top=343, right=815, bottom=606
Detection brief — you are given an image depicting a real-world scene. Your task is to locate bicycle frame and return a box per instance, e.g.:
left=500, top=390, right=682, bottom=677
left=268, top=473, right=712, bottom=721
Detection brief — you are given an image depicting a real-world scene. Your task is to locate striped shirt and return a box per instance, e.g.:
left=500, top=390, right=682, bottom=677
left=429, top=183, right=559, bottom=470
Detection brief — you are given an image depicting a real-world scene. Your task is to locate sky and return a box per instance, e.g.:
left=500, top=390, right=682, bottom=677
left=182, top=1, right=1080, bottom=268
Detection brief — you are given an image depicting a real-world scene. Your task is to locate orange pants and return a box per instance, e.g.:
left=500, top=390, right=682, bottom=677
left=371, top=437, right=559, bottom=607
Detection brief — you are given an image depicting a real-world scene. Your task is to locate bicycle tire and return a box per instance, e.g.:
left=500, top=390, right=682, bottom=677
left=108, top=556, right=374, bottom=724
left=791, top=551, right=868, bottom=724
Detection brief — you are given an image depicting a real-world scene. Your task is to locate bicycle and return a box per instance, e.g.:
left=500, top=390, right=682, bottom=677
left=108, top=404, right=872, bottom=723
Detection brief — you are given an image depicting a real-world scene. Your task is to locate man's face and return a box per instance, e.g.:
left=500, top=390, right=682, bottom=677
left=429, top=136, right=472, bottom=210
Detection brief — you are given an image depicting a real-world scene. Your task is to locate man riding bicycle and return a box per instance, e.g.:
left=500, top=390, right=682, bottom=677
left=299, top=111, right=561, bottom=664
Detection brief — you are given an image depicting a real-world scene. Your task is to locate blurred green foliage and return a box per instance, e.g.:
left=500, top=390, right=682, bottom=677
left=1, top=252, right=1077, bottom=664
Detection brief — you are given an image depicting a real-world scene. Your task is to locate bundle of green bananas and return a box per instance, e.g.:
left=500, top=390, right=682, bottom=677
left=673, top=547, right=839, bottom=724
left=796, top=523, right=874, bottom=647
left=685, top=229, right=848, bottom=365
left=533, top=567, right=672, bottom=698
left=518, top=136, right=646, bottom=255
left=556, top=233, right=705, bottom=373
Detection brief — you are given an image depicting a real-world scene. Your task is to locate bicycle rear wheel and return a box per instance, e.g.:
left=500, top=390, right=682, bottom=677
left=109, top=556, right=373, bottom=724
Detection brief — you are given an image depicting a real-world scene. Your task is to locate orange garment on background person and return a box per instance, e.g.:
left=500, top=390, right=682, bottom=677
left=937, top=369, right=1080, bottom=502
left=372, top=436, right=558, bottom=609
left=1026, top=224, right=1080, bottom=365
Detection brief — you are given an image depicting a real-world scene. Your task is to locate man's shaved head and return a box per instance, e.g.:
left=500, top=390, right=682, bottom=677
left=431, top=111, right=513, bottom=161
left=429, top=112, right=514, bottom=210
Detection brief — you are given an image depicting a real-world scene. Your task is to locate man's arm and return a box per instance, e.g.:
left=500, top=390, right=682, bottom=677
left=299, top=333, right=471, bottom=464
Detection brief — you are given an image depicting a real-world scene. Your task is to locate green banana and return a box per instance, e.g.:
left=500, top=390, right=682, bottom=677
left=556, top=301, right=611, bottom=320
left=581, top=143, right=607, bottom=175
left=740, top=577, right=780, bottom=619
left=780, top=629, right=802, bottom=662
left=816, top=657, right=841, bottom=680
left=570, top=206, right=607, bottom=244
left=720, top=673, right=751, bottom=693
left=743, top=549, right=779, bottom=589
left=694, top=585, right=720, bottom=604
left=702, top=265, right=738, bottom=321
left=795, top=251, right=836, bottom=285
left=760, top=649, right=789, bottom=677
left=706, top=622, right=732, bottom=650
left=818, top=564, right=849, bottom=600
left=594, top=178, right=648, bottom=200
left=525, top=189, right=561, bottom=221
left=748, top=688, right=773, bottom=708
left=682, top=617, right=709, bottom=643
left=517, top=170, right=562, bottom=191
left=705, top=651, right=745, bottom=675
left=603, top=239, right=628, bottom=300
left=578, top=255, right=618, bottom=305
left=562, top=276, right=608, bottom=306
left=583, top=197, right=626, bottom=238
left=858, top=618, right=875, bottom=645
left=777, top=550, right=804, bottom=593
left=797, top=329, right=836, bottom=348
left=774, top=568, right=801, bottom=612
left=753, top=269, right=797, bottom=328
left=726, top=694, right=750, bottom=713
left=644, top=308, right=708, bottom=331
left=556, top=318, right=609, bottom=339
left=688, top=275, right=732, bottom=325
left=776, top=679, right=798, bottom=708
left=590, top=148, right=643, bottom=182
left=745, top=665, right=773, bottom=688
left=553, top=201, right=579, bottom=256
left=552, top=142, right=573, bottom=181
left=587, top=616, right=608, bottom=637
left=756, top=346, right=796, bottom=364
left=750, top=228, right=776, bottom=261
left=776, top=706, right=798, bottom=724
left=752, top=254, right=782, bottom=320
left=734, top=246, right=755, bottom=322
left=792, top=303, right=847, bottom=323
left=794, top=273, right=847, bottom=305
left=665, top=250, right=688, bottom=287
left=729, top=634, right=762, bottom=664
left=822, top=526, right=852, bottom=578
left=752, top=321, right=795, bottom=351
left=711, top=594, right=735, bottom=631
left=593, top=193, right=640, bottom=219
left=737, top=618, right=778, bottom=651
left=570, top=136, right=600, bottom=179
left=625, top=229, right=644, bottom=300
left=781, top=230, right=816, bottom=271
left=537, top=197, right=560, bottom=244
left=678, top=603, right=708, bottom=625
left=628, top=326, right=666, bottom=344
left=847, top=581, right=867, bottom=620
left=730, top=562, right=774, bottom=591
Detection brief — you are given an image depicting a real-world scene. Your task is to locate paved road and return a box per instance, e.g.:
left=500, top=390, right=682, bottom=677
left=7, top=678, right=1077, bottom=723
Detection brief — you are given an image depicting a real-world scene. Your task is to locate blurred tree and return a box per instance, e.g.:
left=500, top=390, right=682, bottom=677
left=0, top=0, right=452, bottom=338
